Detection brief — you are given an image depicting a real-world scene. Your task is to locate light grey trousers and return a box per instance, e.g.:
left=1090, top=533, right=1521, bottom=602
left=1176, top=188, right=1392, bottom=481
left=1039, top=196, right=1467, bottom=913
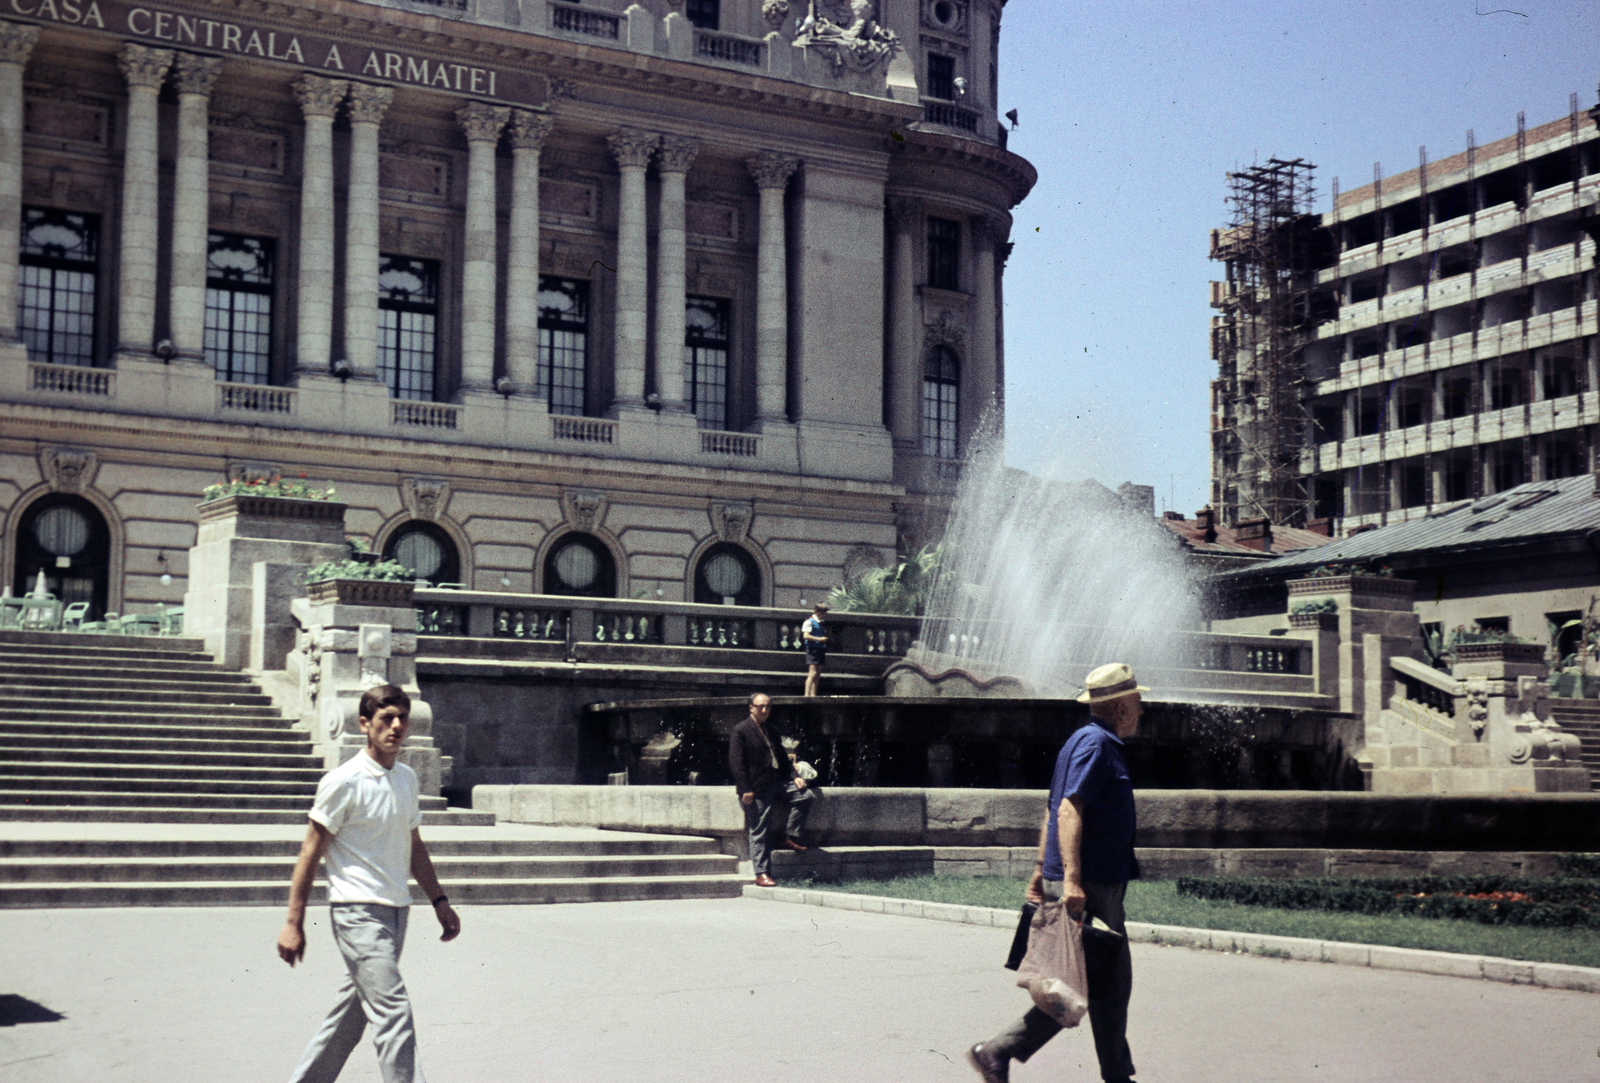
left=288, top=904, right=425, bottom=1083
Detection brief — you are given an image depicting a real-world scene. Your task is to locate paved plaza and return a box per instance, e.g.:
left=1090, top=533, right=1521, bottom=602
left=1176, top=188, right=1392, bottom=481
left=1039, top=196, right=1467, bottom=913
left=1, top=896, right=1593, bottom=1083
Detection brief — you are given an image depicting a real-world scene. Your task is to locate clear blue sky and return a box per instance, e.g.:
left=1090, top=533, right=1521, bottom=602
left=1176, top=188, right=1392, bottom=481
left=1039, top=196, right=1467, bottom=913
left=996, top=0, right=1600, bottom=516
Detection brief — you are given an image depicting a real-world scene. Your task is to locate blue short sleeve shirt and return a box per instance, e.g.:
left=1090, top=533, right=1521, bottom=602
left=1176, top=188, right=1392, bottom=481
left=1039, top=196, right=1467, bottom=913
left=1042, top=719, right=1137, bottom=884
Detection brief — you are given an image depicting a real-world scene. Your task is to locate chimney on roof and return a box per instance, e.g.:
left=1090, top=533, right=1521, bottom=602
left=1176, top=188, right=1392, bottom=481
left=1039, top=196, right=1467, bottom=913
left=1194, top=506, right=1217, bottom=543
left=1236, top=516, right=1273, bottom=552
left=1306, top=517, right=1333, bottom=537
left=1117, top=482, right=1155, bottom=517
left=1162, top=510, right=1185, bottom=521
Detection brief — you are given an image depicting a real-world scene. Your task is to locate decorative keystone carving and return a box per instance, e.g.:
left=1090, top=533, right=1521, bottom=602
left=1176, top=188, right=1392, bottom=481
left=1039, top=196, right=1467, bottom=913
left=173, top=52, right=223, bottom=97
left=0, top=20, right=41, bottom=66
left=39, top=447, right=96, bottom=493
left=226, top=460, right=280, bottom=486
left=546, top=76, right=577, bottom=101
left=561, top=488, right=607, bottom=532
left=456, top=101, right=510, bottom=145
left=762, top=0, right=791, bottom=31
left=508, top=109, right=555, bottom=151
left=924, top=308, right=967, bottom=351
left=746, top=151, right=800, bottom=190
left=292, top=74, right=348, bottom=118
left=607, top=128, right=659, bottom=170
left=401, top=478, right=451, bottom=522
left=795, top=0, right=902, bottom=73
left=1464, top=674, right=1490, bottom=739
left=345, top=82, right=394, bottom=126
left=657, top=135, right=700, bottom=174
left=709, top=501, right=753, bottom=542
left=117, top=44, right=174, bottom=90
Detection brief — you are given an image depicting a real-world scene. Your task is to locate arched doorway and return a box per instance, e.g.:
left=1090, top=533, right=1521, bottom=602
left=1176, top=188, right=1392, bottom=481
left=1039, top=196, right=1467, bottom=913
left=542, top=533, right=616, bottom=598
left=694, top=542, right=761, bottom=606
left=13, top=495, right=111, bottom=618
left=382, top=521, right=461, bottom=586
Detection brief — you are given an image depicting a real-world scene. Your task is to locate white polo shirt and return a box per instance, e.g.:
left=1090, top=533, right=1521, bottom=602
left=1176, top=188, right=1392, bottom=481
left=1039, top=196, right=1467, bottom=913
left=309, top=752, right=423, bottom=908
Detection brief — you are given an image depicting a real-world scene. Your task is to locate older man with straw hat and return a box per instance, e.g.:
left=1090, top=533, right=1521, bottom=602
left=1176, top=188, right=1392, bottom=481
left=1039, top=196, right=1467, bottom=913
left=968, top=663, right=1144, bottom=1083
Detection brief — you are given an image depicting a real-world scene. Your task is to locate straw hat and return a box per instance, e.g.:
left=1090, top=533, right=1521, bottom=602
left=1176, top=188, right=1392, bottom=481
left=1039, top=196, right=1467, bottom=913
left=1076, top=663, right=1149, bottom=705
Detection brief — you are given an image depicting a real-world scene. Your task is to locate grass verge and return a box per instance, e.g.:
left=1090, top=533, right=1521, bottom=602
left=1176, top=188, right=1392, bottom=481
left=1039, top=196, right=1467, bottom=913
left=791, top=875, right=1600, bottom=969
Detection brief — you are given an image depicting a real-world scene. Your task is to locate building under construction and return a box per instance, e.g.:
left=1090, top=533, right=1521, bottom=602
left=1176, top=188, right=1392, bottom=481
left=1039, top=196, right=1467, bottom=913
left=1210, top=98, right=1600, bottom=534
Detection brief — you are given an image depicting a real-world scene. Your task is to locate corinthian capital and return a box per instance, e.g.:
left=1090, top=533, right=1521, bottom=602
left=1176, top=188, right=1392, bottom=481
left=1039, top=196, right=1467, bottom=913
left=746, top=151, right=800, bottom=190
left=507, top=110, right=555, bottom=151
left=293, top=74, right=348, bottom=119
left=118, top=44, right=174, bottom=91
left=607, top=128, right=659, bottom=170
left=0, top=20, right=40, bottom=67
left=457, top=101, right=510, bottom=145
left=657, top=135, right=700, bottom=174
left=345, top=82, right=394, bottom=126
left=173, top=52, right=223, bottom=97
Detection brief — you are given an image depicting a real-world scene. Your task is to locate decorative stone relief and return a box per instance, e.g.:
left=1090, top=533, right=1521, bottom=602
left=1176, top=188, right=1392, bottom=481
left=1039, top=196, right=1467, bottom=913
left=401, top=478, right=451, bottom=522
left=924, top=308, right=967, bottom=351
left=226, top=460, right=279, bottom=486
left=762, top=0, right=791, bottom=30
left=1464, top=674, right=1489, bottom=738
left=709, top=501, right=753, bottom=542
left=0, top=20, right=40, bottom=65
left=922, top=0, right=968, bottom=35
left=746, top=150, right=800, bottom=190
left=173, top=52, right=222, bottom=97
left=795, top=0, right=902, bottom=73
left=117, top=43, right=174, bottom=89
left=561, top=488, right=607, bottom=532
left=607, top=128, right=659, bottom=169
left=456, top=101, right=509, bottom=144
left=292, top=74, right=347, bottom=118
left=39, top=447, right=96, bottom=493
left=657, top=134, right=700, bottom=174
left=546, top=77, right=578, bottom=101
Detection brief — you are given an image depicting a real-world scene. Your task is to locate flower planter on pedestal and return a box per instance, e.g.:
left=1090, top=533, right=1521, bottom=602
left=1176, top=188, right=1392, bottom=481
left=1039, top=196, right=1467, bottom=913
left=1288, top=612, right=1338, bottom=632
left=306, top=578, right=416, bottom=608
left=1452, top=641, right=1548, bottom=666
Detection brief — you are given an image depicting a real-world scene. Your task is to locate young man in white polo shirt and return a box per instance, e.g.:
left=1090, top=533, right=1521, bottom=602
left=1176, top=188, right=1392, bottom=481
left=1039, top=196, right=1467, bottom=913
left=276, top=684, right=460, bottom=1083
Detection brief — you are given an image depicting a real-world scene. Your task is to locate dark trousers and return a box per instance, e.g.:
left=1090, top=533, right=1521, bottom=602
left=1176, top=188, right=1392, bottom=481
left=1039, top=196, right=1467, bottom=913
left=986, top=880, right=1135, bottom=1082
left=745, top=790, right=812, bottom=875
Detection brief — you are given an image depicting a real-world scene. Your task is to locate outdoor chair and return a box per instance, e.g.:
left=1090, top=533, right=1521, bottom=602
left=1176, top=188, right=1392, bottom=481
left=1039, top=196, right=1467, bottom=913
left=0, top=597, right=23, bottom=630
left=119, top=614, right=160, bottom=636
left=80, top=611, right=119, bottom=634
left=60, top=602, right=90, bottom=631
left=158, top=605, right=184, bottom=636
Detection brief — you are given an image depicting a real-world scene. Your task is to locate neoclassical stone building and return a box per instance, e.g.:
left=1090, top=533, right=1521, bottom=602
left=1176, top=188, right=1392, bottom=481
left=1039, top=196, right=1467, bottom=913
left=0, top=0, right=1032, bottom=618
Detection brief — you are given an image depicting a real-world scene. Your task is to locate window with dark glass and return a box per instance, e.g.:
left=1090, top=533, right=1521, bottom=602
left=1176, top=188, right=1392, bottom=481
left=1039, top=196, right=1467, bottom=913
left=19, top=207, right=98, bottom=367
left=205, top=233, right=274, bottom=384
left=922, top=345, right=960, bottom=459
left=543, top=533, right=616, bottom=598
left=927, top=216, right=960, bottom=290
left=537, top=276, right=589, bottom=416
left=377, top=255, right=439, bottom=401
left=684, top=295, right=730, bottom=430
left=685, top=0, right=719, bottom=29
left=383, top=521, right=460, bottom=587
left=694, top=542, right=761, bottom=606
left=927, top=53, right=955, bottom=100
left=13, top=494, right=110, bottom=617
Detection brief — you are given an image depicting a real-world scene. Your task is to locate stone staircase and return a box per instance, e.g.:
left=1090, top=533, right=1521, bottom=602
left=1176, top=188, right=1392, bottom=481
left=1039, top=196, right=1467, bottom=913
left=1548, top=701, right=1600, bottom=787
left=0, top=630, right=743, bottom=906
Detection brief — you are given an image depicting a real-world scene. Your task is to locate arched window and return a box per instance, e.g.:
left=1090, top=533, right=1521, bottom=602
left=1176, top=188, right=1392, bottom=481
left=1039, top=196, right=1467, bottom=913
left=923, top=345, right=960, bottom=459
left=382, top=522, right=460, bottom=586
left=694, top=543, right=761, bottom=606
left=543, top=533, right=616, bottom=598
left=13, top=495, right=110, bottom=617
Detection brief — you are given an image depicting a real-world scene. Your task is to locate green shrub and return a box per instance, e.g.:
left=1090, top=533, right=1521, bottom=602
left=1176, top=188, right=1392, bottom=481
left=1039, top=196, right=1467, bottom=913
left=1289, top=597, right=1337, bottom=615
left=1175, top=875, right=1600, bottom=928
left=201, top=477, right=336, bottom=502
left=304, top=558, right=412, bottom=584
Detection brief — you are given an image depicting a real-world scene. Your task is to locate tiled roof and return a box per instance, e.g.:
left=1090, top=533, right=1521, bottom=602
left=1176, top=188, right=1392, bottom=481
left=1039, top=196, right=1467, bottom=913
left=1157, top=515, right=1334, bottom=557
left=1215, top=474, right=1600, bottom=581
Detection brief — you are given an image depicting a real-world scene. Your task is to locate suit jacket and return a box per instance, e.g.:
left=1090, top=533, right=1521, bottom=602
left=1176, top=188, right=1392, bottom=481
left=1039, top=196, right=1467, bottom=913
left=728, top=717, right=797, bottom=798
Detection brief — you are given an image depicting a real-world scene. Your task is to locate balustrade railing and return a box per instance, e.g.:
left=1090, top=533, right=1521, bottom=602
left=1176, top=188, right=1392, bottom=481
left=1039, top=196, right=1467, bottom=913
left=552, top=415, right=617, bottom=444
left=494, top=607, right=569, bottom=640
left=416, top=602, right=469, bottom=636
left=29, top=362, right=113, bottom=396
left=549, top=0, right=619, bottom=38
left=700, top=430, right=759, bottom=457
left=392, top=401, right=461, bottom=430
left=594, top=612, right=661, bottom=643
left=689, top=615, right=754, bottom=647
left=922, top=99, right=979, bottom=132
left=695, top=29, right=763, bottom=66
left=218, top=381, right=295, bottom=415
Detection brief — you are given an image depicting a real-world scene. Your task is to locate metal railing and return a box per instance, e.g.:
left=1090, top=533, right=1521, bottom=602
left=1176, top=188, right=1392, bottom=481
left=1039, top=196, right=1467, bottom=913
left=392, top=401, right=461, bottom=430
left=700, top=430, right=758, bottom=457
left=218, top=382, right=295, bottom=415
left=552, top=416, right=617, bottom=444
left=29, top=362, right=113, bottom=396
left=549, top=0, right=619, bottom=38
left=695, top=29, right=763, bottom=66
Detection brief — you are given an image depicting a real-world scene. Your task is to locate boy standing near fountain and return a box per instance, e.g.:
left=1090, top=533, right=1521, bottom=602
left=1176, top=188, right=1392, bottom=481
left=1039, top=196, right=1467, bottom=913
left=801, top=603, right=829, bottom=696
left=968, top=663, right=1143, bottom=1083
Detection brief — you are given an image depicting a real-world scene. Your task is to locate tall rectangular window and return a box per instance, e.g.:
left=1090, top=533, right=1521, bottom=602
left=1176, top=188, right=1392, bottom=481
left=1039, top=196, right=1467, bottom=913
left=19, top=206, right=98, bottom=367
left=927, top=216, right=960, bottom=290
left=684, top=295, right=730, bottom=430
left=685, top=0, right=719, bottom=29
left=922, top=345, right=960, bottom=459
left=537, top=276, right=588, bottom=415
left=927, top=54, right=955, bottom=100
left=204, top=233, right=274, bottom=384
left=377, top=255, right=439, bottom=401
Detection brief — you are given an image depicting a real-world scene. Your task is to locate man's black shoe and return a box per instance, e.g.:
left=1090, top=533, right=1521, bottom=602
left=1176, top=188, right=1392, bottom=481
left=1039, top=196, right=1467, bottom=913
left=966, top=1043, right=1009, bottom=1083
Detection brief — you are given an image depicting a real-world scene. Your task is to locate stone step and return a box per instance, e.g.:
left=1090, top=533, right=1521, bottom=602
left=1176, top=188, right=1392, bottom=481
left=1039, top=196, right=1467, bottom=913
left=0, top=805, right=492, bottom=826
left=0, top=639, right=212, bottom=662
left=0, top=761, right=326, bottom=784
left=0, top=785, right=317, bottom=806
left=0, top=873, right=746, bottom=908
left=0, top=746, right=323, bottom=770
left=0, top=703, right=285, bottom=722
left=0, top=836, right=719, bottom=859
left=0, top=662, right=252, bottom=684
left=1, top=684, right=277, bottom=707
left=0, top=720, right=309, bottom=744
left=0, top=852, right=738, bottom=884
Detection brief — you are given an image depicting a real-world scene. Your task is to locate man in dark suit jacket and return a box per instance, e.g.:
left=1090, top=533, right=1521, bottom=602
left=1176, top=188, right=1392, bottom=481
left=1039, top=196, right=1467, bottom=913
left=728, top=692, right=810, bottom=886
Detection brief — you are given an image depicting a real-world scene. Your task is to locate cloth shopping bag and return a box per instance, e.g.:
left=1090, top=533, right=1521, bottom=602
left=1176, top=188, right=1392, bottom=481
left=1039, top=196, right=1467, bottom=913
left=1013, top=899, right=1089, bottom=1027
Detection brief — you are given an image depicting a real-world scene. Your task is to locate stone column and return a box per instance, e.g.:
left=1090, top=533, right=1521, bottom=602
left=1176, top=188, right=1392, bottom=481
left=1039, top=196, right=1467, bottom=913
left=0, top=22, right=39, bottom=344
left=506, top=110, right=553, bottom=395
left=456, top=102, right=509, bottom=393
left=885, top=196, right=919, bottom=447
left=169, top=53, right=223, bottom=363
left=292, top=75, right=347, bottom=376
left=343, top=83, right=393, bottom=382
left=747, top=151, right=799, bottom=423
left=653, top=135, right=699, bottom=412
left=607, top=128, right=658, bottom=410
left=116, top=44, right=174, bottom=358
left=970, top=214, right=1001, bottom=433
